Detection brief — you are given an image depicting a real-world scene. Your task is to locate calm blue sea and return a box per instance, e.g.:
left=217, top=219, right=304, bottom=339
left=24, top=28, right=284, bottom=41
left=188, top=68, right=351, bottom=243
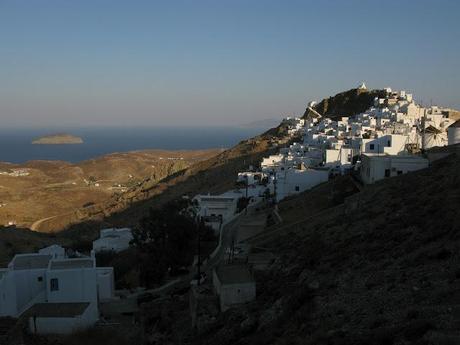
left=0, top=127, right=263, bottom=163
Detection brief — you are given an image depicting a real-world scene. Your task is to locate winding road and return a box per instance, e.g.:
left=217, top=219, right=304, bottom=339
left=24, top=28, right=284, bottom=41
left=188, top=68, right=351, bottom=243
left=30, top=215, right=60, bottom=231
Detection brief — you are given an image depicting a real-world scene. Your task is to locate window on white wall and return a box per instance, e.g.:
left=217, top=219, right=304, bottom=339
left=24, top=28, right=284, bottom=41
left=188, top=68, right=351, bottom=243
left=50, top=278, right=59, bottom=291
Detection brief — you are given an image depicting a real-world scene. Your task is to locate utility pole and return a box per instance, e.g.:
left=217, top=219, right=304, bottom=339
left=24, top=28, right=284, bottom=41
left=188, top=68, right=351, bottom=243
left=421, top=102, right=427, bottom=154
left=244, top=175, right=248, bottom=215
left=196, top=206, right=206, bottom=285
left=197, top=217, right=201, bottom=285
left=422, top=112, right=426, bottom=153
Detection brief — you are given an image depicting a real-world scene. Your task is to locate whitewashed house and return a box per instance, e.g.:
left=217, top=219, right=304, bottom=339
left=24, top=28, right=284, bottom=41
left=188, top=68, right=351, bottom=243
left=24, top=302, right=94, bottom=335
left=274, top=167, right=329, bottom=201
left=39, top=245, right=66, bottom=259
left=194, top=192, right=240, bottom=225
left=324, top=147, right=354, bottom=169
left=360, top=154, right=429, bottom=184
left=261, top=154, right=285, bottom=170
left=213, top=265, right=256, bottom=311
left=237, top=171, right=267, bottom=186
left=0, top=246, right=114, bottom=335
left=361, top=134, right=408, bottom=155
left=92, top=228, right=133, bottom=253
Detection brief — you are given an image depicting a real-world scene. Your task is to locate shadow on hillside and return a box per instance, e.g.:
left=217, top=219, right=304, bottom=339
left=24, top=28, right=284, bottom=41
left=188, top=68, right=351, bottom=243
left=57, top=145, right=278, bottom=245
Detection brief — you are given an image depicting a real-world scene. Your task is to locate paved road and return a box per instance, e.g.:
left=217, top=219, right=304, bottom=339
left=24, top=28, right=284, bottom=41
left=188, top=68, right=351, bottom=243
left=206, top=215, right=242, bottom=269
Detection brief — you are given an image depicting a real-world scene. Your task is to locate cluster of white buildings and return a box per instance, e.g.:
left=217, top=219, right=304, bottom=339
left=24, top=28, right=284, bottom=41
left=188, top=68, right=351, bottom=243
left=0, top=227, right=134, bottom=336
left=195, top=86, right=459, bottom=314
left=192, top=85, right=460, bottom=230
left=0, top=245, right=114, bottom=335
left=281, top=116, right=307, bottom=136
left=197, top=86, right=460, bottom=220
left=259, top=85, right=460, bottom=192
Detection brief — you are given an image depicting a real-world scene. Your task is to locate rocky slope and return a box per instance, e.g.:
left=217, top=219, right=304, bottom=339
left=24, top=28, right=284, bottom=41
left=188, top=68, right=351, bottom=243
left=304, top=87, right=386, bottom=120
left=189, top=145, right=460, bottom=345
left=101, top=147, right=460, bottom=345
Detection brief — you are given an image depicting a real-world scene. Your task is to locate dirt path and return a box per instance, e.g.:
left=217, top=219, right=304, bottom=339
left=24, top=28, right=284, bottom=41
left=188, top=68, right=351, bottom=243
left=30, top=215, right=60, bottom=231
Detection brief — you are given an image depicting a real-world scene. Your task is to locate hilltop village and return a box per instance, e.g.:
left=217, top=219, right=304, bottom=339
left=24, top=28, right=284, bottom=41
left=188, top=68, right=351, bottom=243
left=1, top=85, right=460, bottom=344
left=194, top=84, right=459, bottom=223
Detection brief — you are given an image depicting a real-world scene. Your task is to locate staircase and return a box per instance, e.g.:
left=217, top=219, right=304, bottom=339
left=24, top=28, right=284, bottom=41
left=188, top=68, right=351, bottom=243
left=0, top=317, right=19, bottom=345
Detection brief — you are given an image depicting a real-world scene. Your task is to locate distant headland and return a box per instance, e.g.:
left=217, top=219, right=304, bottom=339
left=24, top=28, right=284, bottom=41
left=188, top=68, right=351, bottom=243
left=32, top=133, right=84, bottom=145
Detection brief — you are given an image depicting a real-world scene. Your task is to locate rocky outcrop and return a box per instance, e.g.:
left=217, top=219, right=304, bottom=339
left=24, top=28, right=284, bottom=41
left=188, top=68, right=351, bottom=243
left=304, top=88, right=386, bottom=120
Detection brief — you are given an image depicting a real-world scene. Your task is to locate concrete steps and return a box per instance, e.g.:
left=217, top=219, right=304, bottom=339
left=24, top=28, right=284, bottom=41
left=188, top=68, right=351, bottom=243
left=0, top=317, right=18, bottom=345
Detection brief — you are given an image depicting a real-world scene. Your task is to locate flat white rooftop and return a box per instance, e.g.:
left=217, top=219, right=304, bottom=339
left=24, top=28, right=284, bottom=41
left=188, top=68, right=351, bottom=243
left=23, top=302, right=90, bottom=318
left=362, top=153, right=428, bottom=160
left=216, top=265, right=255, bottom=285
left=50, top=259, right=94, bottom=270
left=11, top=254, right=52, bottom=270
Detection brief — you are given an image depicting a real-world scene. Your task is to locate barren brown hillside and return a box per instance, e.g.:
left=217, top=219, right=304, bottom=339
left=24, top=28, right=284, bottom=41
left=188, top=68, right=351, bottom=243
left=0, top=123, right=292, bottom=266
left=51, top=129, right=288, bottom=244
left=0, top=149, right=219, bottom=231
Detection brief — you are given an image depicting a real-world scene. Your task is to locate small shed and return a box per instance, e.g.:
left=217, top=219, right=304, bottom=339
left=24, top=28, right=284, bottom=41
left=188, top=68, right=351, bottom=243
left=38, top=245, right=66, bottom=259
left=213, top=265, right=256, bottom=311
left=93, top=228, right=133, bottom=253
left=24, top=302, right=94, bottom=335
left=247, top=252, right=275, bottom=271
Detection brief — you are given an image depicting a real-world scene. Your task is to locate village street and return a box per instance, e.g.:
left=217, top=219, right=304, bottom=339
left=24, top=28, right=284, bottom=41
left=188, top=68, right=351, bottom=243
left=107, top=207, right=263, bottom=315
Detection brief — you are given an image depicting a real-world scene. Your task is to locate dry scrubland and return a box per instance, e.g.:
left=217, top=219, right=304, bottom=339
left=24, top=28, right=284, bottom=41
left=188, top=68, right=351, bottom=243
left=0, top=149, right=219, bottom=231
left=40, top=128, right=285, bottom=247
left=0, top=128, right=284, bottom=265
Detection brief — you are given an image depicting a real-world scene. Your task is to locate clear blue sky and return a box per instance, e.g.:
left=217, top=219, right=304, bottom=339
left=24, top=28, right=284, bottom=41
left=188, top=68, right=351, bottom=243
left=1, top=0, right=459, bottom=128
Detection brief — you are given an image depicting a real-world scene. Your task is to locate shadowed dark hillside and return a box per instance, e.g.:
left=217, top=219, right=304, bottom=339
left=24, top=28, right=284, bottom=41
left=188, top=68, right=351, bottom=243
left=189, top=146, right=460, bottom=345
left=56, top=131, right=282, bottom=245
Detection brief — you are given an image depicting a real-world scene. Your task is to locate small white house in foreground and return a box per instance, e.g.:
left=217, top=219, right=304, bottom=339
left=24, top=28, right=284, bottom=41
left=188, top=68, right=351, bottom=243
left=360, top=154, right=429, bottom=184
left=274, top=168, right=329, bottom=201
left=92, top=228, right=133, bottom=253
left=0, top=245, right=114, bottom=335
left=38, top=244, right=66, bottom=259
left=213, top=265, right=256, bottom=311
left=193, top=193, right=240, bottom=225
